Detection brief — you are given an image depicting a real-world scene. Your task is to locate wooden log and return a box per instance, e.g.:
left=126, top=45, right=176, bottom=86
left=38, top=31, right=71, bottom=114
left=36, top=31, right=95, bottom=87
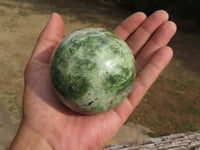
left=103, top=131, right=200, bottom=150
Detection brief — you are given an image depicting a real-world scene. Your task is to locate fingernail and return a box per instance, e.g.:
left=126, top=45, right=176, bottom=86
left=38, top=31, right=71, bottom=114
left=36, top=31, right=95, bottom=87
left=48, top=12, right=57, bottom=22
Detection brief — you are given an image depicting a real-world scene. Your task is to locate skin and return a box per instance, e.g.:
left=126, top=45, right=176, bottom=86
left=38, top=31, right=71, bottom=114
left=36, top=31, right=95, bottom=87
left=9, top=10, right=176, bottom=150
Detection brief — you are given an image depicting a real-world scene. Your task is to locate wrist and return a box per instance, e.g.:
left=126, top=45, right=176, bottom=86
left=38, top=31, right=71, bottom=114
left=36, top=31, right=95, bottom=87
left=9, top=119, right=53, bottom=150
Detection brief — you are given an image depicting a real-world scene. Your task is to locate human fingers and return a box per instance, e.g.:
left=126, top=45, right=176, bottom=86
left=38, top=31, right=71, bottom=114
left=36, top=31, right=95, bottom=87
left=128, top=46, right=173, bottom=107
left=30, top=13, right=64, bottom=63
left=136, top=21, right=177, bottom=73
left=114, top=12, right=146, bottom=40
left=113, top=46, right=173, bottom=122
left=126, top=10, right=169, bottom=56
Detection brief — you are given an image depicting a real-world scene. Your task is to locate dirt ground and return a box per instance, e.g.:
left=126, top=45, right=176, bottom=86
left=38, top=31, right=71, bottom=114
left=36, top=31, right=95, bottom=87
left=0, top=0, right=200, bottom=149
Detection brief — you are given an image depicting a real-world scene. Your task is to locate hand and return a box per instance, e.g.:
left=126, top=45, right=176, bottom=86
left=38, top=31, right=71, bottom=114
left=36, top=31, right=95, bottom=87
left=10, top=10, right=176, bottom=150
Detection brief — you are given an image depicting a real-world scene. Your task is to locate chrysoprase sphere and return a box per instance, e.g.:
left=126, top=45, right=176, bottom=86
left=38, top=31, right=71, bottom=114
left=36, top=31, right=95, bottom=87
left=50, top=27, right=136, bottom=114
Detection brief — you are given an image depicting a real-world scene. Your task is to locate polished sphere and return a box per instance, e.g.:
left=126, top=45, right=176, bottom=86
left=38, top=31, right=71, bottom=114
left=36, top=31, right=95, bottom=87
left=50, top=27, right=136, bottom=114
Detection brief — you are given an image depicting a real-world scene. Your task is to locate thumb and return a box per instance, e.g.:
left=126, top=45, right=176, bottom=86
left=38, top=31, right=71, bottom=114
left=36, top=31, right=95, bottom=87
left=30, top=13, right=64, bottom=63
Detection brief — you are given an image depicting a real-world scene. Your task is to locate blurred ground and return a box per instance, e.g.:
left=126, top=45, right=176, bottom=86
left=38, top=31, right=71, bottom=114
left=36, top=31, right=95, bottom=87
left=0, top=0, right=200, bottom=149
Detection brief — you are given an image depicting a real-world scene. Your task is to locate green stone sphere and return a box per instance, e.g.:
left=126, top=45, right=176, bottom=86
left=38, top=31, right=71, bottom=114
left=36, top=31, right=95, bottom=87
left=50, top=27, right=136, bottom=114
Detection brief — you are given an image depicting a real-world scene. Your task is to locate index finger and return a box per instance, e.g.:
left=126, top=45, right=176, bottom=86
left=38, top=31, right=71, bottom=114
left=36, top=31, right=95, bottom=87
left=114, top=12, right=146, bottom=40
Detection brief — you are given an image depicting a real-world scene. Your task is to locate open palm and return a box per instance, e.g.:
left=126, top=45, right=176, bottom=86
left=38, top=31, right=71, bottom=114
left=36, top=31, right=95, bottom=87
left=10, top=11, right=176, bottom=150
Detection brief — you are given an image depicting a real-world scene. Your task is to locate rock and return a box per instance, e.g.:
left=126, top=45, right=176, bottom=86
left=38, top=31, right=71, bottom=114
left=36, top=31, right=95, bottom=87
left=50, top=27, right=136, bottom=114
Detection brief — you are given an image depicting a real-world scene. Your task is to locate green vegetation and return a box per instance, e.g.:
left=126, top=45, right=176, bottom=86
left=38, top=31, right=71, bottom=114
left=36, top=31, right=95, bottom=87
left=168, top=78, right=196, bottom=90
left=157, top=116, right=166, bottom=123
left=184, top=106, right=200, bottom=115
left=178, top=121, right=197, bottom=132
left=147, top=132, right=159, bottom=138
left=9, top=106, right=14, bottom=112
left=2, top=90, right=20, bottom=114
